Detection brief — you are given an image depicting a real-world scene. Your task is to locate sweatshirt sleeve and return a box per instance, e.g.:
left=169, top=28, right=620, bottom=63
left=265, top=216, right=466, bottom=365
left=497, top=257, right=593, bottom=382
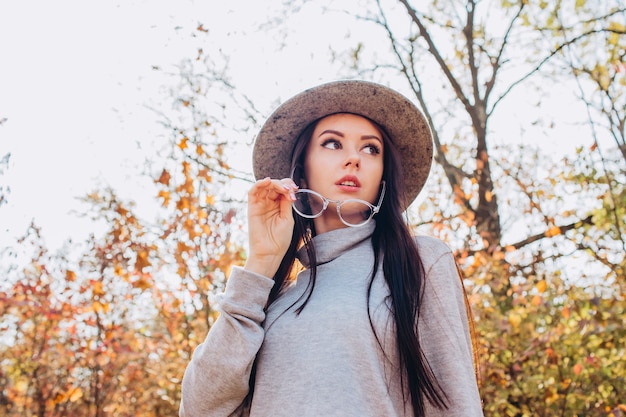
left=179, top=266, right=275, bottom=417
left=416, top=238, right=484, bottom=417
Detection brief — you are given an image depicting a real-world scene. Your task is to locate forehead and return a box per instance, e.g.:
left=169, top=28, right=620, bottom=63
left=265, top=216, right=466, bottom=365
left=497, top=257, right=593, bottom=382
left=313, top=113, right=383, bottom=136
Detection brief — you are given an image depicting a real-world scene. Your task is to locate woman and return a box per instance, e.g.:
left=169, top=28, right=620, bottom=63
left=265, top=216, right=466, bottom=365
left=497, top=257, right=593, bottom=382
left=180, top=80, right=483, bottom=416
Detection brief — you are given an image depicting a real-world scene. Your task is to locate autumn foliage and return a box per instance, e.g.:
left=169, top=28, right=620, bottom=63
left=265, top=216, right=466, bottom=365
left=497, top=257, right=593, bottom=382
left=1, top=1, right=625, bottom=416
left=0, top=117, right=244, bottom=415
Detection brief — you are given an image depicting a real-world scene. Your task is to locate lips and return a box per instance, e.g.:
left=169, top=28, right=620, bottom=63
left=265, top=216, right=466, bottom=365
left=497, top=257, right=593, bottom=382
left=336, top=175, right=361, bottom=188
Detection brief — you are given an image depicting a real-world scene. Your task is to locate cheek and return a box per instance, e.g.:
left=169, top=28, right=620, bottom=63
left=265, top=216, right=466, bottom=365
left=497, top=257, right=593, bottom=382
left=369, top=157, right=384, bottom=182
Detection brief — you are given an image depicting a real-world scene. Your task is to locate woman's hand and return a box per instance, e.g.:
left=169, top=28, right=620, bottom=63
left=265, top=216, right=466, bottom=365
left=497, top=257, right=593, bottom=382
left=244, top=177, right=298, bottom=278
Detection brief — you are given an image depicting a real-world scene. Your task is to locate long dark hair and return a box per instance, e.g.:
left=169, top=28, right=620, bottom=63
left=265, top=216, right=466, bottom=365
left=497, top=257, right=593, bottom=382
left=266, top=115, right=449, bottom=415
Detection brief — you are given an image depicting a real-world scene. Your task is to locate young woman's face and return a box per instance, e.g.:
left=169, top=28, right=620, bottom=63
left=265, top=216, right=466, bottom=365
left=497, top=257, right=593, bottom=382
left=303, top=113, right=385, bottom=232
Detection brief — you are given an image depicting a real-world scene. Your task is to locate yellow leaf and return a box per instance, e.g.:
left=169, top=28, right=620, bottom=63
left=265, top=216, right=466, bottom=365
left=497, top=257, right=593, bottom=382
left=69, top=387, right=83, bottom=402
left=493, top=250, right=505, bottom=261
left=485, top=190, right=493, bottom=202
left=93, top=301, right=109, bottom=313
left=508, top=312, right=522, bottom=329
left=178, top=137, right=189, bottom=150
left=92, top=281, right=105, bottom=297
left=15, top=379, right=28, bottom=394
left=532, top=295, right=542, bottom=306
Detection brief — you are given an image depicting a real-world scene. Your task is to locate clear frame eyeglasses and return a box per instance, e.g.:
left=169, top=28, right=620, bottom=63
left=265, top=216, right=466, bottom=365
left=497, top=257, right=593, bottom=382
left=292, top=181, right=386, bottom=227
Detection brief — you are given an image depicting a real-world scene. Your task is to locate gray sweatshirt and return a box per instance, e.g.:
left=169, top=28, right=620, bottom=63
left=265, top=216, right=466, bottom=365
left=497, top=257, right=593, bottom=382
left=180, top=223, right=483, bottom=417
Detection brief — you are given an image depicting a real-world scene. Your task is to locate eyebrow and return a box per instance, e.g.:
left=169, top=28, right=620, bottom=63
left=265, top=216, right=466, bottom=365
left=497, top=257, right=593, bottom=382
left=318, top=129, right=382, bottom=143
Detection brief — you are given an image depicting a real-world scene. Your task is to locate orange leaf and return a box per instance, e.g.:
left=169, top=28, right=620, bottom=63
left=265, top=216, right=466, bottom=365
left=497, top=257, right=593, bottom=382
left=66, top=270, right=76, bottom=282
left=573, top=363, right=583, bottom=376
left=135, top=249, right=150, bottom=271
left=158, top=190, right=171, bottom=206
left=536, top=280, right=547, bottom=293
left=132, top=276, right=152, bottom=291
left=92, top=301, right=109, bottom=313
left=545, top=226, right=561, bottom=237
left=92, top=281, right=105, bottom=297
left=69, top=387, right=83, bottom=402
left=178, top=137, right=189, bottom=150
left=157, top=169, right=171, bottom=185
left=562, top=306, right=571, bottom=319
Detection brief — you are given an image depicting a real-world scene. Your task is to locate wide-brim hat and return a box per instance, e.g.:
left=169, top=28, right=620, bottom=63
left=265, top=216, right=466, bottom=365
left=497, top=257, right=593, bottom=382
left=252, top=80, right=433, bottom=209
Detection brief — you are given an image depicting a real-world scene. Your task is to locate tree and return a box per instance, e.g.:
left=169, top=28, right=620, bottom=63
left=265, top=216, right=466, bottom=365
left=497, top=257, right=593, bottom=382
left=0, top=32, right=252, bottom=415
left=273, top=0, right=626, bottom=414
left=2, top=2, right=624, bottom=415
left=0, top=152, right=10, bottom=207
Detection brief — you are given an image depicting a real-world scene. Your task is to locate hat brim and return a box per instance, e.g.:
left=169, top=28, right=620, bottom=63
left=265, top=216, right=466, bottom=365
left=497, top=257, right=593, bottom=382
left=253, top=80, right=433, bottom=209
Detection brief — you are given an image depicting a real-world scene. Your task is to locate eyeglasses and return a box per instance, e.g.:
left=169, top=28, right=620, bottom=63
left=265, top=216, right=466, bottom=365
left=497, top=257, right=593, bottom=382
left=292, top=181, right=386, bottom=227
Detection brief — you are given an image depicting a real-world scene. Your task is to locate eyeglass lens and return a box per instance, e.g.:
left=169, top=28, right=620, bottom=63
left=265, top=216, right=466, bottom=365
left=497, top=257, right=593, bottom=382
left=293, top=191, right=374, bottom=226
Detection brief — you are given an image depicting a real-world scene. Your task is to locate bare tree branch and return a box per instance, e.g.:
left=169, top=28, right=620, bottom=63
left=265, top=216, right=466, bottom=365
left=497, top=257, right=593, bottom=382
left=509, top=215, right=593, bottom=250
left=397, top=0, right=474, bottom=114
left=484, top=2, right=526, bottom=116
left=376, top=0, right=475, bottom=213
left=490, top=28, right=624, bottom=113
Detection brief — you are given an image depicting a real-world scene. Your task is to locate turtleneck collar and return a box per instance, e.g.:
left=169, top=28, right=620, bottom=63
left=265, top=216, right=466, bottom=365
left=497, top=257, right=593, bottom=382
left=296, top=221, right=376, bottom=268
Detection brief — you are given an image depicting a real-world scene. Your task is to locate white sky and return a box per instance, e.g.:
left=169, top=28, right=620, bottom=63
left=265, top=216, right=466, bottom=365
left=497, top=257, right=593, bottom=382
left=0, top=0, right=604, bottom=254
left=0, top=0, right=351, bottom=251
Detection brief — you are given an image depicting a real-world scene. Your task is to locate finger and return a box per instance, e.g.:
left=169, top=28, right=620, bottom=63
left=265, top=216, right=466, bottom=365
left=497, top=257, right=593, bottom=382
left=274, top=178, right=298, bottom=201
left=251, top=178, right=297, bottom=202
left=248, top=177, right=273, bottom=202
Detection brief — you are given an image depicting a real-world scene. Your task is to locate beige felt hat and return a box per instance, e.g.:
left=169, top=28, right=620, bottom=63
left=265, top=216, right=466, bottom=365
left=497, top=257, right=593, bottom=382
left=252, top=80, right=433, bottom=208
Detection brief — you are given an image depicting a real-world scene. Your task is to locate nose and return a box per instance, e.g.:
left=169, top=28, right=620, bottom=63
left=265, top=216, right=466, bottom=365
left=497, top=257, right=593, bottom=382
left=344, top=149, right=360, bottom=169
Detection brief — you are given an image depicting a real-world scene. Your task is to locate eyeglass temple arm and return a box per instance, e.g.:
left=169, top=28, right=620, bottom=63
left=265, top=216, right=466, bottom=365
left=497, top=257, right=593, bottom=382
left=374, top=181, right=386, bottom=210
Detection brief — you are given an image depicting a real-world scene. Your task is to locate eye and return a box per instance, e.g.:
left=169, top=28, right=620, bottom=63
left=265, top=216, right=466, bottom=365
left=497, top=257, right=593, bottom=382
left=362, top=143, right=381, bottom=155
left=321, top=138, right=342, bottom=150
